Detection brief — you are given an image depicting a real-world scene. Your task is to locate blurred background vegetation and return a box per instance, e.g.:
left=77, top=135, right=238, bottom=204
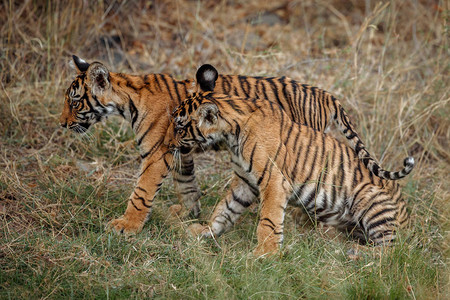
left=1, top=0, right=448, bottom=298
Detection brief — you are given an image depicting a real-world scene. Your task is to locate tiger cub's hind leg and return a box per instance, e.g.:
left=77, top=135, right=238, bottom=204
left=350, top=184, right=407, bottom=245
left=172, top=152, right=202, bottom=218
left=196, top=173, right=258, bottom=238
left=254, top=178, right=290, bottom=257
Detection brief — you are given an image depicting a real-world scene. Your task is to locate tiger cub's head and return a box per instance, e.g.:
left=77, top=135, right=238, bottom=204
left=165, top=64, right=225, bottom=152
left=59, top=55, right=113, bottom=133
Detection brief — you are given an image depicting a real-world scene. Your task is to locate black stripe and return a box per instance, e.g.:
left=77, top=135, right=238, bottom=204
left=179, top=164, right=195, bottom=176
left=91, top=94, right=105, bottom=109
left=222, top=211, right=235, bottom=225
left=159, top=75, right=175, bottom=101
left=314, top=88, right=323, bottom=131
left=338, top=143, right=346, bottom=191
left=283, top=122, right=295, bottom=147
left=233, top=172, right=259, bottom=196
left=226, top=100, right=245, bottom=114
left=289, top=184, right=307, bottom=205
left=172, top=79, right=182, bottom=103
left=163, top=155, right=172, bottom=171
left=351, top=182, right=371, bottom=207
left=134, top=192, right=151, bottom=208
left=290, top=79, right=301, bottom=121
left=130, top=199, right=142, bottom=211
left=238, top=75, right=251, bottom=98
left=317, top=211, right=338, bottom=222
left=290, top=129, right=305, bottom=182
left=225, top=199, right=238, bottom=214
left=310, top=87, right=319, bottom=130
left=221, top=76, right=232, bottom=94
left=231, top=191, right=252, bottom=207
left=116, top=104, right=125, bottom=118
left=367, top=217, right=396, bottom=232
left=280, top=77, right=296, bottom=120
left=129, top=97, right=139, bottom=129
left=140, top=137, right=164, bottom=159
left=298, top=133, right=317, bottom=183
left=331, top=95, right=339, bottom=120
left=247, top=142, right=257, bottom=173
left=291, top=125, right=302, bottom=154
left=278, top=106, right=285, bottom=136
left=136, top=120, right=156, bottom=146
left=261, top=81, right=270, bottom=104
left=266, top=78, right=284, bottom=109
left=134, top=110, right=149, bottom=133
left=257, top=159, right=271, bottom=186
left=260, top=217, right=276, bottom=228
left=154, top=74, right=162, bottom=91
left=180, top=188, right=200, bottom=194
left=136, top=186, right=147, bottom=193
left=367, top=207, right=397, bottom=225
left=304, top=189, right=318, bottom=210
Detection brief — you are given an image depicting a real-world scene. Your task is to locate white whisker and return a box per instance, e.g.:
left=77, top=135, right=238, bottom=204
left=72, top=124, right=94, bottom=143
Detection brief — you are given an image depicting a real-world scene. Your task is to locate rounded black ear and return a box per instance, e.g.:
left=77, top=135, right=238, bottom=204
left=196, top=64, right=218, bottom=92
left=72, top=55, right=90, bottom=74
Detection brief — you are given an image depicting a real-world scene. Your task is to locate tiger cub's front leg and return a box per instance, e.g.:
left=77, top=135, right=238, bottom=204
left=171, top=151, right=202, bottom=218
left=109, top=150, right=172, bottom=234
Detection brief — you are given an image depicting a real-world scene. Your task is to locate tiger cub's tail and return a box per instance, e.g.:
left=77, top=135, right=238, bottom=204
left=332, top=101, right=414, bottom=180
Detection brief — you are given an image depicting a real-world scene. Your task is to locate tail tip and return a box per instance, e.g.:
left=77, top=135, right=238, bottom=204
left=404, top=157, right=415, bottom=168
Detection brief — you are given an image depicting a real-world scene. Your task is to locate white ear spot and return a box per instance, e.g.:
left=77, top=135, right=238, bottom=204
left=203, top=69, right=216, bottom=82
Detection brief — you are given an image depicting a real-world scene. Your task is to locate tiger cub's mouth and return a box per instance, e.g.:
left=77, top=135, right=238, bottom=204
left=69, top=122, right=90, bottom=133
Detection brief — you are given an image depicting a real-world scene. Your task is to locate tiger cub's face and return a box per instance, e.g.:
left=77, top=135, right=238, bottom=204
left=165, top=94, right=223, bottom=152
left=60, top=74, right=96, bottom=133
left=60, top=55, right=112, bottom=133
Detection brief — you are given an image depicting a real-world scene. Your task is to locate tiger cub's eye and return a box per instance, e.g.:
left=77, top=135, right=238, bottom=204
left=72, top=99, right=80, bottom=107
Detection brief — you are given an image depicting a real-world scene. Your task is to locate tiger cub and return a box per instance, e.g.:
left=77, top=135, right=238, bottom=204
left=165, top=65, right=414, bottom=256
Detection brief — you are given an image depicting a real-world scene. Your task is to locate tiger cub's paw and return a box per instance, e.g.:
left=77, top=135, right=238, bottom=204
left=108, top=216, right=144, bottom=235
left=168, top=204, right=184, bottom=217
left=168, top=203, right=201, bottom=220
left=186, top=223, right=210, bottom=237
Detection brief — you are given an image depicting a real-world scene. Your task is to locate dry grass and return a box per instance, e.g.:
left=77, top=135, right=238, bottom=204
left=1, top=0, right=449, bottom=298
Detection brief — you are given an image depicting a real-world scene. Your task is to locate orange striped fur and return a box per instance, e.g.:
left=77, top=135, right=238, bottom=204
left=60, top=56, right=411, bottom=235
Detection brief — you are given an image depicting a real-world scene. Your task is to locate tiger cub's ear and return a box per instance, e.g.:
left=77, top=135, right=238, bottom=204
left=86, top=62, right=111, bottom=95
left=71, top=55, right=90, bottom=74
left=197, top=102, right=219, bottom=127
left=196, top=64, right=218, bottom=92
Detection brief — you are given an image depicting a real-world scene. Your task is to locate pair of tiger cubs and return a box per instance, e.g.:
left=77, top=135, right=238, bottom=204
left=60, top=55, right=414, bottom=256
